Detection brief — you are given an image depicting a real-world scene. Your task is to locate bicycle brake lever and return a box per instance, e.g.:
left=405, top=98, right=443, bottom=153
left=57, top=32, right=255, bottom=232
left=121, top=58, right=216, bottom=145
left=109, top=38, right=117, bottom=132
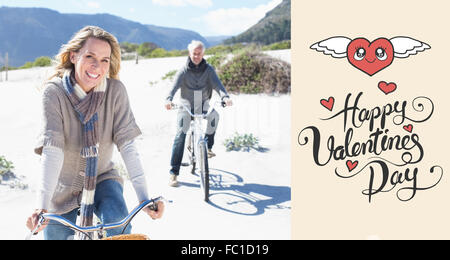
left=147, top=200, right=158, bottom=211
left=25, top=215, right=45, bottom=240
left=159, top=196, right=173, bottom=204
left=146, top=197, right=173, bottom=211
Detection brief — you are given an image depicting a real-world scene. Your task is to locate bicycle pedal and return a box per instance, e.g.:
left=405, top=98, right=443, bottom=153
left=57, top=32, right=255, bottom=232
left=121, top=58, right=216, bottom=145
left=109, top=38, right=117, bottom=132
left=181, top=162, right=190, bottom=167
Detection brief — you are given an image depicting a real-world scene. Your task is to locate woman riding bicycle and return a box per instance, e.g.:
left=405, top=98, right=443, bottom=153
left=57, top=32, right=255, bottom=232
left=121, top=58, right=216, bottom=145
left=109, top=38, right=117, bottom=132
left=26, top=26, right=163, bottom=240
left=165, top=40, right=233, bottom=187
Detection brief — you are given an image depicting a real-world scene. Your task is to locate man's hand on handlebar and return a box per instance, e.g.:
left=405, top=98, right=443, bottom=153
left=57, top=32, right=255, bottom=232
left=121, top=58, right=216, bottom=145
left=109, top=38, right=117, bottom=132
left=167, top=98, right=232, bottom=112
left=165, top=101, right=174, bottom=110
left=223, top=98, right=233, bottom=107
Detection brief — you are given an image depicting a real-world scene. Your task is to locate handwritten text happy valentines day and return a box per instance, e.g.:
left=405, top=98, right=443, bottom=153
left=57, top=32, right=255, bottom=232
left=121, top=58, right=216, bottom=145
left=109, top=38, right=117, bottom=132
left=298, top=86, right=443, bottom=202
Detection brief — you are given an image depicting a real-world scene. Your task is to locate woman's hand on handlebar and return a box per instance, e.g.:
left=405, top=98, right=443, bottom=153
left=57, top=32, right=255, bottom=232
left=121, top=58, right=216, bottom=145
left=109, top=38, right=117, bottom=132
left=143, top=200, right=164, bottom=220
left=26, top=209, right=48, bottom=232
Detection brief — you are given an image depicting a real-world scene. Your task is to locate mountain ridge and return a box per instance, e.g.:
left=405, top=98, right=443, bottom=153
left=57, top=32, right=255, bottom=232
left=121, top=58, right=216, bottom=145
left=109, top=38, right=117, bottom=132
left=0, top=6, right=208, bottom=66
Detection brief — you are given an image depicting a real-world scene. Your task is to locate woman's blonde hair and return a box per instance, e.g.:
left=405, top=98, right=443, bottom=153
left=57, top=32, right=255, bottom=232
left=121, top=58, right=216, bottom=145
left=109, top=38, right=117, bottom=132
left=50, top=26, right=121, bottom=80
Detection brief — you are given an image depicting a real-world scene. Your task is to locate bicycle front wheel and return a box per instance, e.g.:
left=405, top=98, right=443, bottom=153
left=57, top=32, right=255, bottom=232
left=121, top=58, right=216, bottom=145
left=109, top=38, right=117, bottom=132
left=189, top=131, right=196, bottom=174
left=198, top=141, right=210, bottom=202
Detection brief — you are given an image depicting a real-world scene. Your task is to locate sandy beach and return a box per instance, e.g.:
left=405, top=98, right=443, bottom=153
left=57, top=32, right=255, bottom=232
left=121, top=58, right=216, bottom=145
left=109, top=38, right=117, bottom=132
left=0, top=50, right=291, bottom=240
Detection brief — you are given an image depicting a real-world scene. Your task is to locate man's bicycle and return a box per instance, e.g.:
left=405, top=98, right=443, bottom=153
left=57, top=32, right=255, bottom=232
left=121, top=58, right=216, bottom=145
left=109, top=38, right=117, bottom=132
left=172, top=101, right=225, bottom=202
left=26, top=196, right=168, bottom=240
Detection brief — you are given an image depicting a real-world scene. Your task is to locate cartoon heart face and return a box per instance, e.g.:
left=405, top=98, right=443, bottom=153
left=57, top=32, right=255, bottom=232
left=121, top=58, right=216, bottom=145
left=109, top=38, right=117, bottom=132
left=347, top=38, right=394, bottom=76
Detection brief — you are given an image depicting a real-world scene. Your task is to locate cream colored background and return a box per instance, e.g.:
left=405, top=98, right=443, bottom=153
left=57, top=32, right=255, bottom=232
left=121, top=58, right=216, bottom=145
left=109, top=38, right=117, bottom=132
left=292, top=0, right=450, bottom=239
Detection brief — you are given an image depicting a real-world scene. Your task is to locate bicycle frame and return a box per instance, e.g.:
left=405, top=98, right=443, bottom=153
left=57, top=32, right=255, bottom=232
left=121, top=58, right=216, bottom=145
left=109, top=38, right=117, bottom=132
left=174, top=102, right=219, bottom=130
left=174, top=101, right=223, bottom=163
left=191, top=113, right=207, bottom=168
left=26, top=196, right=167, bottom=240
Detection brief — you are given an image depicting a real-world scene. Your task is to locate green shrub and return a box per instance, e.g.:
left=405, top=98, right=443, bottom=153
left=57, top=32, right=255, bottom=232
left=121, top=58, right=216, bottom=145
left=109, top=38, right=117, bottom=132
left=223, top=133, right=260, bottom=152
left=149, top=48, right=168, bottom=58
left=167, top=49, right=188, bottom=57
left=0, top=155, right=14, bottom=176
left=120, top=42, right=139, bottom=53
left=33, top=56, right=52, bottom=67
left=117, top=41, right=287, bottom=61
left=206, top=53, right=227, bottom=69
left=262, top=40, right=291, bottom=51
left=138, top=42, right=159, bottom=57
left=20, top=62, right=34, bottom=69
left=149, top=80, right=158, bottom=87
left=205, top=43, right=247, bottom=56
left=162, top=70, right=178, bottom=81
left=18, top=56, right=52, bottom=69
left=217, top=50, right=290, bottom=94
left=1, top=65, right=18, bottom=71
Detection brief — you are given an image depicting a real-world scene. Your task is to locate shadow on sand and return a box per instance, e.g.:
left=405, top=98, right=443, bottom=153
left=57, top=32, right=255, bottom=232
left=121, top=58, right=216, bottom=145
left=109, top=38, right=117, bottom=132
left=179, top=168, right=291, bottom=216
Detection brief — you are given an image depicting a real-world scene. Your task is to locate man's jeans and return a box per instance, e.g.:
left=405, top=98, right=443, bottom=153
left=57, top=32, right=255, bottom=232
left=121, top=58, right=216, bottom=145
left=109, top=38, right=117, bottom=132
left=170, top=109, right=219, bottom=175
left=44, top=179, right=131, bottom=240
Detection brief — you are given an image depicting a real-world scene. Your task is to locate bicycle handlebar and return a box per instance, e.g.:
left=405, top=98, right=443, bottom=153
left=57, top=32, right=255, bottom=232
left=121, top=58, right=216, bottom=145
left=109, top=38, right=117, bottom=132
left=171, top=101, right=226, bottom=118
left=26, top=196, right=169, bottom=240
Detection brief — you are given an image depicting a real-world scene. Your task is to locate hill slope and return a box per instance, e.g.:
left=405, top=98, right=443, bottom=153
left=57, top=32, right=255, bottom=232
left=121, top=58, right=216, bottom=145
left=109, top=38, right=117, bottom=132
left=224, top=0, right=291, bottom=45
left=0, top=7, right=208, bottom=66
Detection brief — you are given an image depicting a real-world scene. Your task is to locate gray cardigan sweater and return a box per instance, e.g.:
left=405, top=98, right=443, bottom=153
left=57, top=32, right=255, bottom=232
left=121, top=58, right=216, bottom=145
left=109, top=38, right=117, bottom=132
left=35, top=77, right=142, bottom=214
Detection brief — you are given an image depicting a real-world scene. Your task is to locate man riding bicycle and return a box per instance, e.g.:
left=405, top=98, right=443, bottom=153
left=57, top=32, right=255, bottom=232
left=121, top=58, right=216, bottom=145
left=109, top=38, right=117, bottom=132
left=165, top=40, right=232, bottom=187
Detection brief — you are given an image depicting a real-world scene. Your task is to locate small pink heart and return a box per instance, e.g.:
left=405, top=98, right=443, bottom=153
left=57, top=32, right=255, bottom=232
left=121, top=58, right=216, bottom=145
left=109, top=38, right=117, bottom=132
left=378, top=81, right=397, bottom=95
left=320, top=97, right=335, bottom=111
left=403, top=124, right=413, bottom=133
left=346, top=160, right=358, bottom=172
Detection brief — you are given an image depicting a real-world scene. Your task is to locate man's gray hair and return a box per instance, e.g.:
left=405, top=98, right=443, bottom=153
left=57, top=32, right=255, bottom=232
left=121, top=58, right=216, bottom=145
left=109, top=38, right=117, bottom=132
left=188, top=40, right=205, bottom=54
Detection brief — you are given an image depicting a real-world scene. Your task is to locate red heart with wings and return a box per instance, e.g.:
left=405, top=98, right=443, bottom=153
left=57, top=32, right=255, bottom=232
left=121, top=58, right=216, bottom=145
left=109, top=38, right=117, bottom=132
left=347, top=38, right=394, bottom=76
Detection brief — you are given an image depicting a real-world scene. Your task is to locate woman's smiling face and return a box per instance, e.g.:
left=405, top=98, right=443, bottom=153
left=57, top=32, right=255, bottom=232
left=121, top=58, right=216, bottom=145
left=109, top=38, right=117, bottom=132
left=70, top=37, right=111, bottom=92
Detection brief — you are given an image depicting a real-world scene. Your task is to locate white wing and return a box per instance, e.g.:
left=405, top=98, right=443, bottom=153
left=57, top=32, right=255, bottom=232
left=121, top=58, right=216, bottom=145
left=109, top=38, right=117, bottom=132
left=310, top=36, right=352, bottom=58
left=390, top=36, right=431, bottom=58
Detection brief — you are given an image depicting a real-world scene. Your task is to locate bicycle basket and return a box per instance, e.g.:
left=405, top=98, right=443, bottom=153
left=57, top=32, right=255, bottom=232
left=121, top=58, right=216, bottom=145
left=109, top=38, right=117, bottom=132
left=101, top=234, right=150, bottom=240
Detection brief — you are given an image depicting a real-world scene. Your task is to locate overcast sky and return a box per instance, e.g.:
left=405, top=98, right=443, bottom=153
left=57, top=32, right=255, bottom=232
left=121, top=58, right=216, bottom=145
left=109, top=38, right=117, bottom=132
left=0, top=0, right=282, bottom=36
